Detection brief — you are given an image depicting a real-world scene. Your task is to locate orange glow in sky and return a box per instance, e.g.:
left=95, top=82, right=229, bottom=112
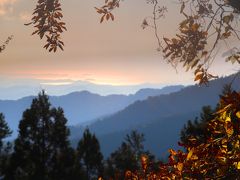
left=0, top=0, right=239, bottom=88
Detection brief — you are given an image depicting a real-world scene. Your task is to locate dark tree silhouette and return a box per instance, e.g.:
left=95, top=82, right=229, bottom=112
left=180, top=106, right=215, bottom=146
left=0, top=113, right=12, bottom=152
left=48, top=107, right=81, bottom=180
left=125, top=130, right=145, bottom=160
left=76, top=128, right=104, bottom=179
left=5, top=91, right=78, bottom=180
left=105, top=130, right=157, bottom=179
left=106, top=142, right=138, bottom=179
left=0, top=113, right=12, bottom=179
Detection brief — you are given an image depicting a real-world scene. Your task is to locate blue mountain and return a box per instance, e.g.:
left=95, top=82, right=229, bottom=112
left=0, top=85, right=183, bottom=137
left=70, top=74, right=240, bottom=158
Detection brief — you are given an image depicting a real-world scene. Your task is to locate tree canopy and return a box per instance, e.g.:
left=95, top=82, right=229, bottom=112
left=0, top=113, right=12, bottom=179
left=0, top=113, right=12, bottom=151
left=6, top=91, right=76, bottom=180
left=76, top=128, right=104, bottom=179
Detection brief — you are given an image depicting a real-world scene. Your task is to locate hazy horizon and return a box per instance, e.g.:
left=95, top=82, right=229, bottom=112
left=0, top=76, right=187, bottom=100
left=1, top=0, right=239, bottom=92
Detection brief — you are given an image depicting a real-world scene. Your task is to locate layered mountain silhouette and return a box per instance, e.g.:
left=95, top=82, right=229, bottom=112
left=0, top=79, right=172, bottom=100
left=2, top=74, right=240, bottom=158
left=70, top=74, right=240, bottom=158
left=0, top=85, right=183, bottom=137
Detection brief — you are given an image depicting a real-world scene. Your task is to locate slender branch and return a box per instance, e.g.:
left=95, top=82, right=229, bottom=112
left=0, top=35, right=14, bottom=53
left=153, top=0, right=163, bottom=51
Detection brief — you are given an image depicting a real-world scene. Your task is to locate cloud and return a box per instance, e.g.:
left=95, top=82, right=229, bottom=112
left=0, top=0, right=17, bottom=16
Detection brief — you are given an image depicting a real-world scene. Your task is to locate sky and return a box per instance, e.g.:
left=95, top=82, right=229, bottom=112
left=0, top=0, right=239, bottom=97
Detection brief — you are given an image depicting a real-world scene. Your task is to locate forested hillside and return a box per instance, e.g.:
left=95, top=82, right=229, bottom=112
left=71, top=74, right=240, bottom=157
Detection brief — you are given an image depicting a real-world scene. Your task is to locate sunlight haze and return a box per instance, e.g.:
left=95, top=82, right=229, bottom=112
left=0, top=0, right=239, bottom=98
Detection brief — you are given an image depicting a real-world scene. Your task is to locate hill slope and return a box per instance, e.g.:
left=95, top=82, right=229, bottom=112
left=70, top=74, right=240, bottom=157
left=0, top=85, right=183, bottom=137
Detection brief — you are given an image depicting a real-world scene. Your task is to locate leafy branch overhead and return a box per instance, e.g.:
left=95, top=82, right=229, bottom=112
left=163, top=0, right=240, bottom=84
left=96, top=0, right=240, bottom=84
left=26, top=0, right=66, bottom=52
left=24, top=0, right=240, bottom=82
left=95, top=0, right=120, bottom=23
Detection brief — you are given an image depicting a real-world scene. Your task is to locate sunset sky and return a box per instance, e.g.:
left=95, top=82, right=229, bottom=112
left=0, top=0, right=239, bottom=89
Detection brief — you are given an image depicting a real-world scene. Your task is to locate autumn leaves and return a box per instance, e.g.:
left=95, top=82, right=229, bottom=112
left=26, top=0, right=66, bottom=52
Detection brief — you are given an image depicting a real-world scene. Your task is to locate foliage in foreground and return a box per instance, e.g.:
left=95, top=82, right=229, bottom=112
left=122, top=90, right=240, bottom=179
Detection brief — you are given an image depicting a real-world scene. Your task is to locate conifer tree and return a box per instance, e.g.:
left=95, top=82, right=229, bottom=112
left=105, top=130, right=157, bottom=179
left=77, top=128, right=103, bottom=179
left=0, top=113, right=12, bottom=179
left=6, top=91, right=78, bottom=180
left=49, top=107, right=81, bottom=180
left=0, top=113, right=11, bottom=153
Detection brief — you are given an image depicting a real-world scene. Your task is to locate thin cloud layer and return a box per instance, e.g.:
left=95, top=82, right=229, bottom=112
left=0, top=0, right=17, bottom=16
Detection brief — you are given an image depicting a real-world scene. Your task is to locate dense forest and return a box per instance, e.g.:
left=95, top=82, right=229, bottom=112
left=0, top=83, right=240, bottom=179
left=0, top=91, right=161, bottom=179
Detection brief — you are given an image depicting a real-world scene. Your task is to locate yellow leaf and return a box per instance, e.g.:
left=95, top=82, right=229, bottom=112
left=236, top=162, right=240, bottom=169
left=236, top=111, right=240, bottom=118
left=217, top=156, right=226, bottom=164
left=234, top=140, right=239, bottom=148
left=187, top=148, right=194, bottom=160
left=192, top=155, right=198, bottom=160
left=177, top=163, right=183, bottom=172
left=225, top=123, right=233, bottom=137
left=225, top=116, right=231, bottom=122
left=222, top=111, right=227, bottom=119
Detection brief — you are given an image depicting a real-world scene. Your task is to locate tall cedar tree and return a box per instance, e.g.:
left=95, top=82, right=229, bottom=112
left=5, top=91, right=79, bottom=180
left=77, top=128, right=103, bottom=179
left=105, top=130, right=157, bottom=179
left=0, top=113, right=12, bottom=178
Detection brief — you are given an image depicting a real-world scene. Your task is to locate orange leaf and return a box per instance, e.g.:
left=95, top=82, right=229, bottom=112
left=100, top=15, right=105, bottom=23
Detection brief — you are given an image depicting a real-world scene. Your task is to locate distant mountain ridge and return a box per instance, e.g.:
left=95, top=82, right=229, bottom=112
left=0, top=79, right=174, bottom=100
left=70, top=74, right=240, bottom=158
left=0, top=85, right=183, bottom=137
